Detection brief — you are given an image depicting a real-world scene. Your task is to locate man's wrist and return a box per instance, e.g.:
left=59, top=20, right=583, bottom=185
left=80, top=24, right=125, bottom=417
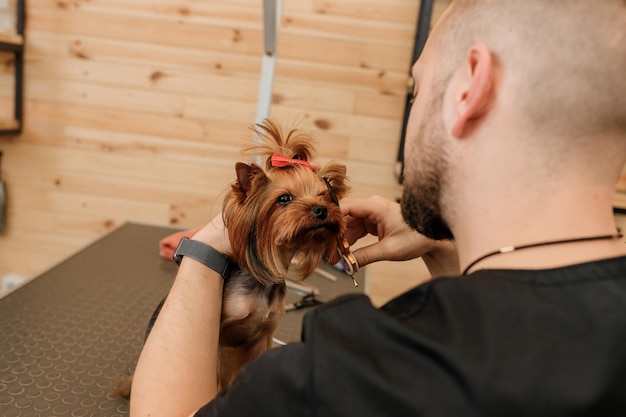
left=173, top=238, right=233, bottom=280
left=191, top=221, right=232, bottom=258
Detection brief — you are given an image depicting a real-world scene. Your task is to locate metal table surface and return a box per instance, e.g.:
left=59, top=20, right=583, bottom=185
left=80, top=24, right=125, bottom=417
left=0, top=222, right=363, bottom=417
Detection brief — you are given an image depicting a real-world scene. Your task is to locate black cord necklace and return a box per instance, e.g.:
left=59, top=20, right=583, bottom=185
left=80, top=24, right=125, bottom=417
left=462, top=228, right=624, bottom=275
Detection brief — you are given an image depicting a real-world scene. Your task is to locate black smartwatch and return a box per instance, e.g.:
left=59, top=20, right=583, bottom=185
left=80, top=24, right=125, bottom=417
left=172, top=237, right=232, bottom=280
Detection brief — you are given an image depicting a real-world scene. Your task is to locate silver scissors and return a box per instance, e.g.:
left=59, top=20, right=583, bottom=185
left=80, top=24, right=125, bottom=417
left=322, top=176, right=359, bottom=287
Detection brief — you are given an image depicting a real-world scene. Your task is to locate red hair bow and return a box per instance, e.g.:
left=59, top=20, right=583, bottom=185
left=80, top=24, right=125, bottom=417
left=271, top=152, right=313, bottom=170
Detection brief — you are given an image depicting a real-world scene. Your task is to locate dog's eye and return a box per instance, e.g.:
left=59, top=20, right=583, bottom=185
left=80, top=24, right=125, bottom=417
left=277, top=194, right=294, bottom=205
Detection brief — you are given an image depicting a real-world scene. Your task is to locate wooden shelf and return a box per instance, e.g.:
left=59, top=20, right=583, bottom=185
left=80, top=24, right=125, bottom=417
left=0, top=0, right=25, bottom=135
left=0, top=119, right=20, bottom=131
left=0, top=32, right=24, bottom=48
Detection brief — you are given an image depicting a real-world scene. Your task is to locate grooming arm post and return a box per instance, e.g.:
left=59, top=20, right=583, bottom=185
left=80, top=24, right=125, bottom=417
left=252, top=0, right=283, bottom=164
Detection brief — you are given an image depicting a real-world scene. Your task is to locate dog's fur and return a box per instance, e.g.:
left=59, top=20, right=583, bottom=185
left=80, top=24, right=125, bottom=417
left=217, top=120, right=348, bottom=387
left=114, top=120, right=349, bottom=398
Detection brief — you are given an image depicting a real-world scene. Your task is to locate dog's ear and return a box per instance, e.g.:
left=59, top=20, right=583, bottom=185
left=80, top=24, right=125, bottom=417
left=234, top=162, right=268, bottom=200
left=319, top=162, right=349, bottom=200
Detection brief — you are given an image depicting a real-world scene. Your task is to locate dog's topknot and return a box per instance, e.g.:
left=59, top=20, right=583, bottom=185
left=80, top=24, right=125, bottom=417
left=243, top=119, right=317, bottom=171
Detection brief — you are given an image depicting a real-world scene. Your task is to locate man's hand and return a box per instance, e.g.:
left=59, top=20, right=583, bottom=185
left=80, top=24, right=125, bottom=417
left=332, top=195, right=459, bottom=277
left=192, top=213, right=233, bottom=258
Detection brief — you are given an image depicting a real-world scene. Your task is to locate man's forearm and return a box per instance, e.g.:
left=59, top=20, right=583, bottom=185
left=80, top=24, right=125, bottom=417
left=130, top=257, right=224, bottom=417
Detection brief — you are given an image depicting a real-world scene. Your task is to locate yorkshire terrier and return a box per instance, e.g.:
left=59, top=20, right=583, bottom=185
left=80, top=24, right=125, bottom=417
left=218, top=119, right=349, bottom=388
left=115, top=119, right=349, bottom=398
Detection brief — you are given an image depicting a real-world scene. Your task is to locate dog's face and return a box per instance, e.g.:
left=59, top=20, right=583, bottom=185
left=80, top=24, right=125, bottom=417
left=224, top=161, right=348, bottom=285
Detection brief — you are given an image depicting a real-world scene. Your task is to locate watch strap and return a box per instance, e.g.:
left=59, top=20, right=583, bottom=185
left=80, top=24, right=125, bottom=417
left=173, top=237, right=231, bottom=280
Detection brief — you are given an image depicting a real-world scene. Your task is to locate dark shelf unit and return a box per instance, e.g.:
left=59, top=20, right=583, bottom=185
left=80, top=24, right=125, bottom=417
left=0, top=0, right=25, bottom=135
left=395, top=0, right=434, bottom=184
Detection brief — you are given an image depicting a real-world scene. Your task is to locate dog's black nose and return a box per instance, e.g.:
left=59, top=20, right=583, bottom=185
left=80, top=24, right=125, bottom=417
left=311, top=205, right=328, bottom=220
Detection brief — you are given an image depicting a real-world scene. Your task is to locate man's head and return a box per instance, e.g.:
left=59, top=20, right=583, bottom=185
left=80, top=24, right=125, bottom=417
left=401, top=0, right=626, bottom=240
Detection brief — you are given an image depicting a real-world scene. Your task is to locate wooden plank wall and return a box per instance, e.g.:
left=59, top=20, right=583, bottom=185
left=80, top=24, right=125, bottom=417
left=0, top=0, right=623, bottom=302
left=0, top=0, right=454, bottom=282
left=616, top=164, right=626, bottom=207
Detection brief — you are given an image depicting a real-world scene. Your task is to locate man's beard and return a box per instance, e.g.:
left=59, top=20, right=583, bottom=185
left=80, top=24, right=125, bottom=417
left=400, top=98, right=454, bottom=241
left=400, top=171, right=453, bottom=241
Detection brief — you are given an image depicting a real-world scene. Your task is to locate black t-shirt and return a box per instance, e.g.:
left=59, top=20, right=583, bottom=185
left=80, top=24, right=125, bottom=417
left=196, top=256, right=626, bottom=416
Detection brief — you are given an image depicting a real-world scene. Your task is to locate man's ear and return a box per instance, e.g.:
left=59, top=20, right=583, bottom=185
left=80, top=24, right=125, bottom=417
left=451, top=44, right=495, bottom=138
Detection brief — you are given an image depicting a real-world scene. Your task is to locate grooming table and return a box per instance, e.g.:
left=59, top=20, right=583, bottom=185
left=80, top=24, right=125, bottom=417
left=0, top=222, right=364, bottom=416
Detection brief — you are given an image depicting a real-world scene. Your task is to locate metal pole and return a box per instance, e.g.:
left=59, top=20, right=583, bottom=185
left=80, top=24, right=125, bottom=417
left=251, top=0, right=283, bottom=164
